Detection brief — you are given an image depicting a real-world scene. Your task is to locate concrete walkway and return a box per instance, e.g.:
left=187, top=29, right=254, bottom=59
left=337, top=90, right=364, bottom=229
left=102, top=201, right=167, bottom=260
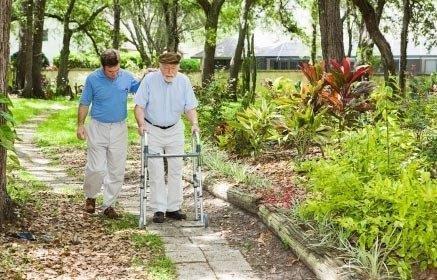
left=15, top=112, right=259, bottom=280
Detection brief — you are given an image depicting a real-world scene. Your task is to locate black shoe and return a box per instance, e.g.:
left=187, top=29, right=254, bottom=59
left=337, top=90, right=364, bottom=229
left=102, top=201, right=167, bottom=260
left=153, top=212, right=165, bottom=223
left=165, top=210, right=187, bottom=220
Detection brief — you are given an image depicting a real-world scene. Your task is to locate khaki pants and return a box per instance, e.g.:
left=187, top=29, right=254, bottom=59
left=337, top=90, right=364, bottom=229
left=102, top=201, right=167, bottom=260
left=84, top=119, right=127, bottom=210
left=148, top=120, right=184, bottom=213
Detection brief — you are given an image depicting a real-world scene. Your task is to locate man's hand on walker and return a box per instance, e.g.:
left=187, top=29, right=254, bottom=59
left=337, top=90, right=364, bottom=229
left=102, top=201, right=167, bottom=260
left=137, top=123, right=148, bottom=135
left=191, top=122, right=200, bottom=133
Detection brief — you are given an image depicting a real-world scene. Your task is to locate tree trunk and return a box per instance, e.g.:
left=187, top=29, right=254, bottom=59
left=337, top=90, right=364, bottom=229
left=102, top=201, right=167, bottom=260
left=131, top=20, right=151, bottom=65
left=356, top=0, right=385, bottom=65
left=162, top=0, right=180, bottom=52
left=228, top=0, right=253, bottom=98
left=0, top=0, right=13, bottom=227
left=56, top=29, right=72, bottom=96
left=197, top=0, right=226, bottom=87
left=113, top=0, right=121, bottom=49
left=352, top=0, right=396, bottom=78
left=399, top=0, right=411, bottom=96
left=22, top=0, right=34, bottom=98
left=32, top=0, right=47, bottom=99
left=318, top=0, right=345, bottom=63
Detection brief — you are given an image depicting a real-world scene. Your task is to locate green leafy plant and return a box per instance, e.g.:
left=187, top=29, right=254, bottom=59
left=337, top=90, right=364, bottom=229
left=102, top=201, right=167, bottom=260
left=273, top=106, right=330, bottom=159
left=219, top=97, right=278, bottom=155
left=299, top=117, right=437, bottom=278
left=0, top=94, right=17, bottom=166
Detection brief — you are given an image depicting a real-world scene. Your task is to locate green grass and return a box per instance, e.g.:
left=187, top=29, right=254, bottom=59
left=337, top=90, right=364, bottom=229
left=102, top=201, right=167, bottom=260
left=104, top=213, right=138, bottom=233
left=7, top=170, right=49, bottom=204
left=33, top=99, right=141, bottom=149
left=202, top=144, right=270, bottom=189
left=131, top=232, right=164, bottom=252
left=35, top=105, right=84, bottom=148
left=10, top=97, right=71, bottom=125
left=147, top=256, right=176, bottom=280
left=105, top=221, right=176, bottom=280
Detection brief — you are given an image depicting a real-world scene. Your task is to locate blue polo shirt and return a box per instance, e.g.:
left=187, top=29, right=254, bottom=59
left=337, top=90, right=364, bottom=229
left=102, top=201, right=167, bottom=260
left=134, top=71, right=198, bottom=127
left=80, top=68, right=140, bottom=123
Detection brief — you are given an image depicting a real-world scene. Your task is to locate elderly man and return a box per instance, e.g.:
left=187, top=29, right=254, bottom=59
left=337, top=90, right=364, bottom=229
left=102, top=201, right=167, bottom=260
left=133, top=52, right=199, bottom=223
left=77, top=49, right=140, bottom=219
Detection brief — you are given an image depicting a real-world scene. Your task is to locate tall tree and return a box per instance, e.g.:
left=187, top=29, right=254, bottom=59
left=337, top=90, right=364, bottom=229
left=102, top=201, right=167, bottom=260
left=0, top=0, right=13, bottom=226
left=112, top=0, right=121, bottom=49
left=197, top=0, right=226, bottom=87
left=228, top=0, right=255, bottom=97
left=318, top=0, right=345, bottom=62
left=32, top=0, right=47, bottom=98
left=399, top=0, right=412, bottom=95
left=352, top=0, right=396, bottom=79
left=46, top=0, right=108, bottom=95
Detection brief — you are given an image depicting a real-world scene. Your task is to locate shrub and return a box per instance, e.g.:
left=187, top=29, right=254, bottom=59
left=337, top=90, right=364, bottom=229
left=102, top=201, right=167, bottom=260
left=299, top=120, right=437, bottom=278
left=53, top=51, right=143, bottom=70
left=10, top=52, right=50, bottom=68
left=53, top=52, right=100, bottom=69
left=120, top=52, right=143, bottom=70
left=180, top=59, right=200, bottom=72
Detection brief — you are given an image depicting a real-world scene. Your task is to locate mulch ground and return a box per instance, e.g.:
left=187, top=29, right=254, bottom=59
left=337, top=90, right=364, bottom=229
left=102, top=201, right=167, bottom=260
left=0, top=191, right=152, bottom=279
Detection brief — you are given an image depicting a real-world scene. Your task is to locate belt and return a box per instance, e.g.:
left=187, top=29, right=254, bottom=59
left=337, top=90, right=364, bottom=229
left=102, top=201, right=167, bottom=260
left=145, top=118, right=176, bottom=129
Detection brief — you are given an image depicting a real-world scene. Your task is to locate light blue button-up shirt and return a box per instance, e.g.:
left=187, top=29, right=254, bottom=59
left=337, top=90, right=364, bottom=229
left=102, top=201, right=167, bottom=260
left=134, top=71, right=198, bottom=127
left=80, top=68, right=140, bottom=123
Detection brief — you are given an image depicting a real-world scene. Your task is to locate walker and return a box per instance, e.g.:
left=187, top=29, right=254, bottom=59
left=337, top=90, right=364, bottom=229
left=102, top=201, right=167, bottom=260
left=139, top=131, right=208, bottom=228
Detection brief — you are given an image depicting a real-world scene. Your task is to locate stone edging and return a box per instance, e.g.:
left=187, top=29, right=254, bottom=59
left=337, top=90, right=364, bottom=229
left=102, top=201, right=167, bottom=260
left=205, top=180, right=351, bottom=280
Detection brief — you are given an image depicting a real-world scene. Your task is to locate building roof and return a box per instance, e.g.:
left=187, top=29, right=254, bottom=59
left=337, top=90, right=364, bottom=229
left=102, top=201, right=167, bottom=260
left=191, top=33, right=437, bottom=59
left=192, top=36, right=314, bottom=59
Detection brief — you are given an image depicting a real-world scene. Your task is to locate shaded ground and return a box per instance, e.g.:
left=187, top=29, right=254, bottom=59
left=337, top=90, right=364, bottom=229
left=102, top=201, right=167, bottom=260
left=47, top=145, right=316, bottom=280
left=0, top=188, right=158, bottom=279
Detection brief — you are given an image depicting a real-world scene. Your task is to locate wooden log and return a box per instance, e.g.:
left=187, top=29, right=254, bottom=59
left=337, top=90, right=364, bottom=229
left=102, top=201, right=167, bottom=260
left=258, top=205, right=350, bottom=280
left=227, top=187, right=260, bottom=215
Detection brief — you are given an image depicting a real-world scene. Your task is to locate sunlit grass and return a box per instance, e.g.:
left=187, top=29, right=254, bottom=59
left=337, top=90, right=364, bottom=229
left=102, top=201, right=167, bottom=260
left=33, top=98, right=140, bottom=149
left=10, top=97, right=72, bottom=125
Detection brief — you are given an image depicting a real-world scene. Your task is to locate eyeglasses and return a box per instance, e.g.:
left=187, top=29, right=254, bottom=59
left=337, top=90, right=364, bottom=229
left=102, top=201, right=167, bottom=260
left=160, top=64, right=178, bottom=71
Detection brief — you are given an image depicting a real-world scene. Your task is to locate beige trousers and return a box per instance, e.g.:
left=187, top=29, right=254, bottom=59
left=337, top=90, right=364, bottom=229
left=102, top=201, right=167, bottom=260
left=148, top=120, right=184, bottom=213
left=84, top=119, right=127, bottom=210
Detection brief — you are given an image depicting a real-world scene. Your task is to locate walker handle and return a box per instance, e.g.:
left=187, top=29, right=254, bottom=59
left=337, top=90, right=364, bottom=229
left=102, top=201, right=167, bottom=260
left=192, top=131, right=201, bottom=153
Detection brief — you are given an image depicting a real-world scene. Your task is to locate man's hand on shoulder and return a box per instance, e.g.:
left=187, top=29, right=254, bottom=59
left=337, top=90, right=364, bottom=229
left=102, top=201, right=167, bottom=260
left=140, top=68, right=158, bottom=80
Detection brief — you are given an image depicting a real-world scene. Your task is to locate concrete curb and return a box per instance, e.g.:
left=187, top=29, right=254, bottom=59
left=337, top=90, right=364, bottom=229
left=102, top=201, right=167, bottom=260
left=204, top=180, right=351, bottom=280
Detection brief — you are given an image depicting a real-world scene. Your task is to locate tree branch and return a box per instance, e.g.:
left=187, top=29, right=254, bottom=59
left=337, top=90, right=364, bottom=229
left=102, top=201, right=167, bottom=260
left=44, top=13, right=64, bottom=22
left=74, top=5, right=108, bottom=32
